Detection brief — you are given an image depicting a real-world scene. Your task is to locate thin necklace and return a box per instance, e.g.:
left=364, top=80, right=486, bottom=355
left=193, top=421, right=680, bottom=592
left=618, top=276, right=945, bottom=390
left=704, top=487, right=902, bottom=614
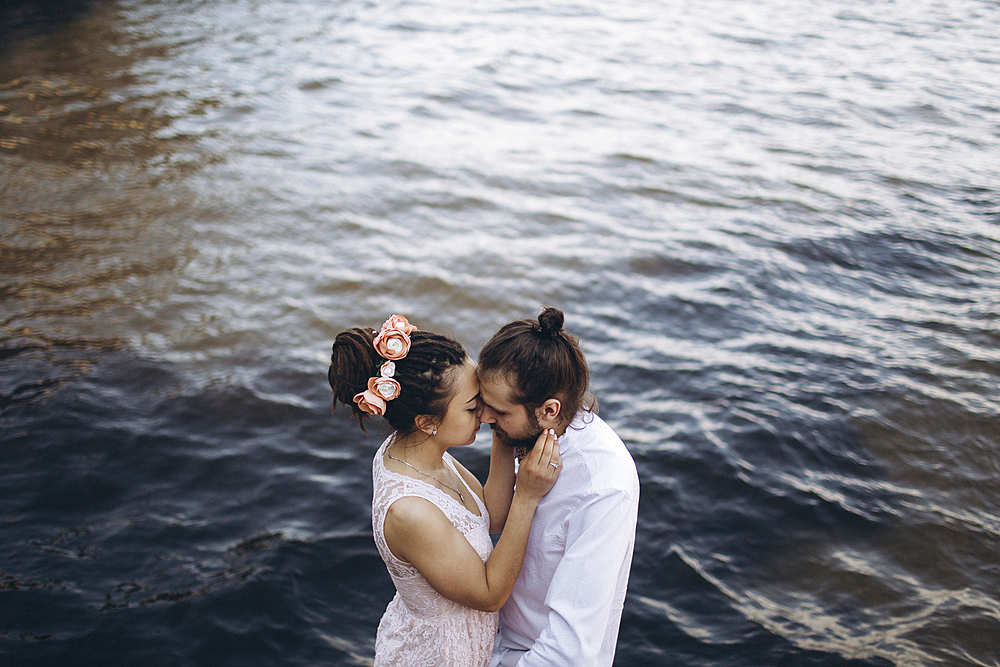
left=386, top=451, right=465, bottom=504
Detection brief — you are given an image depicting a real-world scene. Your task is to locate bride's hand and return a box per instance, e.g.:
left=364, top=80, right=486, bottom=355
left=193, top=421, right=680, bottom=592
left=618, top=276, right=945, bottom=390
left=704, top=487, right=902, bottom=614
left=514, top=429, right=561, bottom=501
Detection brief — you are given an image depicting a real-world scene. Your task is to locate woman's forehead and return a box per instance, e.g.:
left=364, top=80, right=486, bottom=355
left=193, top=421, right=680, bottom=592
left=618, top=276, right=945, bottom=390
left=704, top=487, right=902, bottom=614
left=454, top=361, right=479, bottom=396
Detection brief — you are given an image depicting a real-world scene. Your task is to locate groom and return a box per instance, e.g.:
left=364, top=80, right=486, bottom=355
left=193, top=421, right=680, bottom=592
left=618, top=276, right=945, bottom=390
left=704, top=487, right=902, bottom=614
left=478, top=307, right=640, bottom=667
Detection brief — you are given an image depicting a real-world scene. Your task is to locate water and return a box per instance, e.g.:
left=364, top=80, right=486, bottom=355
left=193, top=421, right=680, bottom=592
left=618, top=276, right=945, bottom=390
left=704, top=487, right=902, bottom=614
left=2, top=0, right=998, bottom=665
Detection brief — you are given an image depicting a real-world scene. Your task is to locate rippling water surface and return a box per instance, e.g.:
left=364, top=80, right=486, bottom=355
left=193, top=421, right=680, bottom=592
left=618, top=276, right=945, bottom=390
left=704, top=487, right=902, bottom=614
left=2, top=0, right=998, bottom=665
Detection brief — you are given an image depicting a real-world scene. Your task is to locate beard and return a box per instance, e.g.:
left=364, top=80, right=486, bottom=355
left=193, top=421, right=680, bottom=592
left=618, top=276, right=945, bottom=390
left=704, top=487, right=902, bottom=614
left=491, top=421, right=543, bottom=452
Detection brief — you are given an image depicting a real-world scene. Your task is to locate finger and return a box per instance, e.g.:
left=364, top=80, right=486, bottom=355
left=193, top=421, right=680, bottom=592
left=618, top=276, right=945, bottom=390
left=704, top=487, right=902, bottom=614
left=525, top=431, right=544, bottom=468
left=547, top=436, right=562, bottom=473
left=543, top=429, right=558, bottom=464
left=539, top=430, right=558, bottom=469
left=529, top=429, right=554, bottom=468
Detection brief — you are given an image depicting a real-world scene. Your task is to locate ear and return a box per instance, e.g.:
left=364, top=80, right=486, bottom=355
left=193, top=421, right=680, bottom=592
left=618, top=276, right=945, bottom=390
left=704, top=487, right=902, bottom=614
left=534, top=398, right=562, bottom=428
left=414, top=415, right=439, bottom=436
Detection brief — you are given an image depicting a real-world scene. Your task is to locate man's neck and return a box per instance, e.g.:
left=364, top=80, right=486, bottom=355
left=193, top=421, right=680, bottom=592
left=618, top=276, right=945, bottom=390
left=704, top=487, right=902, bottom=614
left=552, top=413, right=576, bottom=438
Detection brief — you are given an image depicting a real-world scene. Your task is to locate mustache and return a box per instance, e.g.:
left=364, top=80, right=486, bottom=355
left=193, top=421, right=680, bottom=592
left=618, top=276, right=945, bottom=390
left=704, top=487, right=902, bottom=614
left=490, top=423, right=542, bottom=450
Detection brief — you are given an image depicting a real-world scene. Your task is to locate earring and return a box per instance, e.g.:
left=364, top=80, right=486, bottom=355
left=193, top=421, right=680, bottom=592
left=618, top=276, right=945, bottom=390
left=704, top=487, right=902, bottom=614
left=432, top=429, right=437, bottom=435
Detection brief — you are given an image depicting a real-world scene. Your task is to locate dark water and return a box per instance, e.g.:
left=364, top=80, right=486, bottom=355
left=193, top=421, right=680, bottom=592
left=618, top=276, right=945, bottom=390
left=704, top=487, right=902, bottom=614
left=2, top=0, right=998, bottom=665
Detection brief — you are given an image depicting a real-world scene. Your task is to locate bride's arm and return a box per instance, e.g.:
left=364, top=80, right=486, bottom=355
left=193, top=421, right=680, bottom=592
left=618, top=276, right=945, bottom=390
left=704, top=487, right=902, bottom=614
left=383, top=430, right=560, bottom=613
left=483, top=433, right=516, bottom=534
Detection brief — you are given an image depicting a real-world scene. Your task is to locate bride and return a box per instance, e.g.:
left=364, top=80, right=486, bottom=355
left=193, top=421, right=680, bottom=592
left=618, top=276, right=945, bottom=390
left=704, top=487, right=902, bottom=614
left=328, top=315, right=560, bottom=666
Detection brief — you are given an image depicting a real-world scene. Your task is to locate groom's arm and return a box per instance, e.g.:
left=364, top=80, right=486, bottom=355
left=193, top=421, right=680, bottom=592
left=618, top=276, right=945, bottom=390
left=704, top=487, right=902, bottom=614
left=518, top=487, right=638, bottom=667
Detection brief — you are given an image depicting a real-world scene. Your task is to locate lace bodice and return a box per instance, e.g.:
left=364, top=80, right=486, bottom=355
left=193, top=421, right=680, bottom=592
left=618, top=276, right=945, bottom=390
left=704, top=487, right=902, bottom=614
left=371, top=436, right=498, bottom=666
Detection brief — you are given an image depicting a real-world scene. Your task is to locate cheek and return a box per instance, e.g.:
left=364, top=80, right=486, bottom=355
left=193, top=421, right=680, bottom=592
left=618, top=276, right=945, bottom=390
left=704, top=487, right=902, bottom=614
left=457, top=411, right=477, bottom=430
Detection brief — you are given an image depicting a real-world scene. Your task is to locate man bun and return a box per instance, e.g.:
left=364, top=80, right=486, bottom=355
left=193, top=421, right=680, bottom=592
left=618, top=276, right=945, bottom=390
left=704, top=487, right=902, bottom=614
left=537, top=306, right=565, bottom=339
left=479, top=305, right=596, bottom=422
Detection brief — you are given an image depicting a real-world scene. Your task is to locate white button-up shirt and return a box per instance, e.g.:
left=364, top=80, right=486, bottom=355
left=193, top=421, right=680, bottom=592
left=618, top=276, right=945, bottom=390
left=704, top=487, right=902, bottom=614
left=491, top=413, right=640, bottom=667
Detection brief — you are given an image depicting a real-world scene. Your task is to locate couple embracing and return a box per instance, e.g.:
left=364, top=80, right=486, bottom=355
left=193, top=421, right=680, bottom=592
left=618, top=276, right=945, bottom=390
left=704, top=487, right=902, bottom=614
left=328, top=307, right=640, bottom=667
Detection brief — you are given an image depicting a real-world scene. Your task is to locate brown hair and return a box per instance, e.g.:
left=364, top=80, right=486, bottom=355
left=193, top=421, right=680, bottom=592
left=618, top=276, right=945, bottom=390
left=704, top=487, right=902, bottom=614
left=328, top=326, right=467, bottom=434
left=478, top=306, right=596, bottom=421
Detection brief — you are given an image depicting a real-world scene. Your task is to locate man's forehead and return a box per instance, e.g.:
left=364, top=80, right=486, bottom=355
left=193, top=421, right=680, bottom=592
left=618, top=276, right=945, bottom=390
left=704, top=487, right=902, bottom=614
left=477, top=371, right=516, bottom=404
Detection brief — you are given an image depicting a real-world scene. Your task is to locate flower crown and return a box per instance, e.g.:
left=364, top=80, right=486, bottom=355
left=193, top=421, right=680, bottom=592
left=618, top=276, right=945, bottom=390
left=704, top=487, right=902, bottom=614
left=353, top=314, right=416, bottom=416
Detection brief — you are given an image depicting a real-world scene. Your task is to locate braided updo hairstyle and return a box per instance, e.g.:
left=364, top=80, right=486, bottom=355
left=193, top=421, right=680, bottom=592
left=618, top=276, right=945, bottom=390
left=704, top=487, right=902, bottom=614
left=328, top=324, right=468, bottom=433
left=478, top=306, right=596, bottom=420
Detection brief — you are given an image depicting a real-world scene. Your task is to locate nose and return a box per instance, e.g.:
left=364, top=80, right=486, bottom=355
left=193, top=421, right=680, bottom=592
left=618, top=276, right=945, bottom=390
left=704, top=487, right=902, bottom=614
left=479, top=404, right=497, bottom=424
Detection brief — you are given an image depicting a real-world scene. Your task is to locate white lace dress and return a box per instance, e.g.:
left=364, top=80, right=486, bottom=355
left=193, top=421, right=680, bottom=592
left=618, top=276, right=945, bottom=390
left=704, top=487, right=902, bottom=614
left=372, top=436, right=499, bottom=667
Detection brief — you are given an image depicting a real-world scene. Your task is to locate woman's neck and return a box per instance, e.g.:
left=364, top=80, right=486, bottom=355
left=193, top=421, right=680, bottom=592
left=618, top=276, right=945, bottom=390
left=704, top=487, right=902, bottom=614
left=390, top=431, right=448, bottom=473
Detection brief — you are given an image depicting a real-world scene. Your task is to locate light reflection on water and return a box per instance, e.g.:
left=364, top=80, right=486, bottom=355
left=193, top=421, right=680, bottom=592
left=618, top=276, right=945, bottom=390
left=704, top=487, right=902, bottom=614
left=2, top=0, right=999, bottom=665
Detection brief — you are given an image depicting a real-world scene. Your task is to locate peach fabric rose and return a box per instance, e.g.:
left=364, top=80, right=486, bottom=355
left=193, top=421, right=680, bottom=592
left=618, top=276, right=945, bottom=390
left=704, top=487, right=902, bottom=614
left=353, top=389, right=386, bottom=416
left=374, top=328, right=411, bottom=360
left=354, top=315, right=415, bottom=415
left=368, top=376, right=401, bottom=401
left=381, top=314, right=416, bottom=335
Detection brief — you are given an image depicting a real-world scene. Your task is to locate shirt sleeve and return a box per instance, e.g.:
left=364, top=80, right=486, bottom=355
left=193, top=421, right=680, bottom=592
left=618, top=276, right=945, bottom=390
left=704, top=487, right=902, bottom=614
left=517, top=486, right=638, bottom=667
